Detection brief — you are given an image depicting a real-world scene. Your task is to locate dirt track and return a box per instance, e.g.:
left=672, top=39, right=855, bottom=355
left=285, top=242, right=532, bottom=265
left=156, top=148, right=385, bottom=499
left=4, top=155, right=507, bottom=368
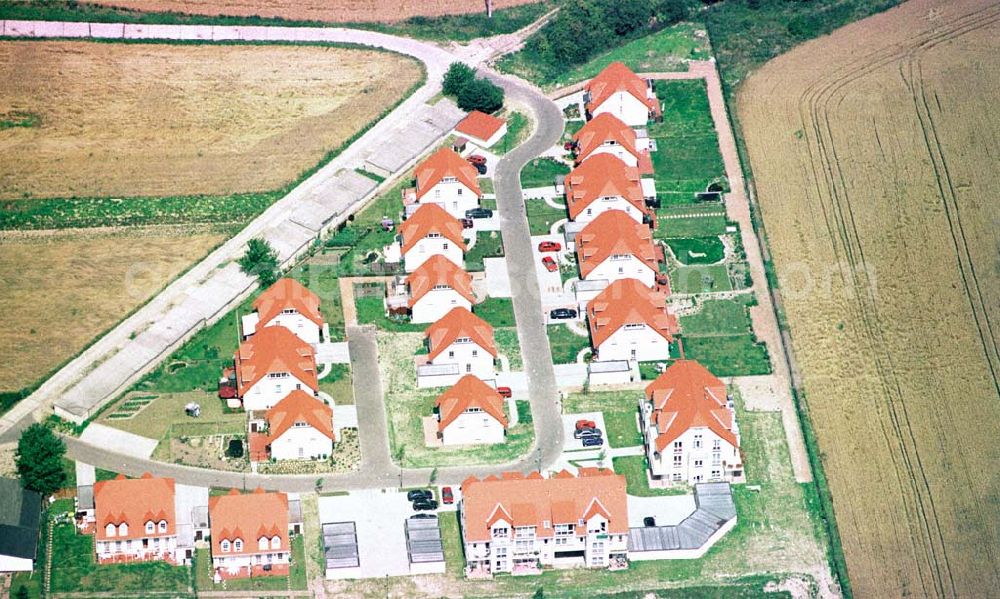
left=89, top=0, right=538, bottom=23
left=738, top=0, right=1000, bottom=596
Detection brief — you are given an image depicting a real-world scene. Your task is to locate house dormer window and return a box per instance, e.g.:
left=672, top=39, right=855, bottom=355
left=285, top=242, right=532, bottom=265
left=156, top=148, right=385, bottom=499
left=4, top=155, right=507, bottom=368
left=268, top=372, right=289, bottom=379
left=443, top=176, right=457, bottom=183
left=106, top=523, right=116, bottom=537
left=456, top=337, right=471, bottom=344
left=427, top=232, right=441, bottom=238
left=624, top=323, right=644, bottom=330
left=432, top=284, right=450, bottom=290
left=145, top=521, right=155, bottom=534
left=271, top=537, right=281, bottom=550
left=234, top=539, right=243, bottom=552
left=158, top=520, right=167, bottom=532
left=294, top=420, right=308, bottom=428
left=281, top=309, right=296, bottom=314
left=221, top=540, right=230, bottom=552
left=259, top=537, right=269, bottom=551
left=465, top=407, right=483, bottom=413
left=119, top=523, right=128, bottom=536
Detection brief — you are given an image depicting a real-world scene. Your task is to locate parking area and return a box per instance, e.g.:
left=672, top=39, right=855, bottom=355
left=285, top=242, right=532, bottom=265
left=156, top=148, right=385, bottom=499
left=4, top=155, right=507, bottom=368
left=318, top=489, right=418, bottom=579
left=531, top=233, right=576, bottom=312
left=561, top=411, right=608, bottom=451
left=626, top=494, right=697, bottom=528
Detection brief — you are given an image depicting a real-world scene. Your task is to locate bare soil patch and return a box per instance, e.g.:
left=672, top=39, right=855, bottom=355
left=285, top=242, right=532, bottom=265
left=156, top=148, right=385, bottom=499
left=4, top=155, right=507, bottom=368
left=0, top=226, right=224, bottom=392
left=738, top=0, right=1000, bottom=596
left=88, top=0, right=538, bottom=24
left=0, top=40, right=421, bottom=199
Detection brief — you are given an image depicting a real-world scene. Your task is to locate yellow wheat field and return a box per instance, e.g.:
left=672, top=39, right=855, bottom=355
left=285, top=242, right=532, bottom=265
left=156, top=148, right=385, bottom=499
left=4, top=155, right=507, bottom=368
left=738, top=0, right=1000, bottom=596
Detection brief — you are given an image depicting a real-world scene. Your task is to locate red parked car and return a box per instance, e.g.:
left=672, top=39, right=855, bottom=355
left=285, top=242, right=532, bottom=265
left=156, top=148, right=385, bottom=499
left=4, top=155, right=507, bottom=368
left=496, top=386, right=513, bottom=398
left=541, top=256, right=558, bottom=272
left=466, top=154, right=487, bottom=166
left=537, top=241, right=561, bottom=252
left=441, top=486, right=454, bottom=505
left=575, top=419, right=597, bottom=431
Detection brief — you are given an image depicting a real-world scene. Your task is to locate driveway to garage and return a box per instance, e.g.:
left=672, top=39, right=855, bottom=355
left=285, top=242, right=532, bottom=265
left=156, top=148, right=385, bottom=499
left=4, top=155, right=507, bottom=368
left=318, top=489, right=415, bottom=578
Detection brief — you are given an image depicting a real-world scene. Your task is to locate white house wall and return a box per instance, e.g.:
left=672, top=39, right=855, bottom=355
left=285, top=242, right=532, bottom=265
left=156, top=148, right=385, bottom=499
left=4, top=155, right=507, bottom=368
left=404, top=237, right=465, bottom=273
left=594, top=325, right=670, bottom=363
left=260, top=312, right=322, bottom=345
left=418, top=181, right=479, bottom=220
left=242, top=375, right=313, bottom=411
left=573, top=196, right=644, bottom=225
left=646, top=426, right=740, bottom=485
left=592, top=91, right=651, bottom=127
left=410, top=289, right=472, bottom=324
left=583, top=256, right=656, bottom=287
left=269, top=424, right=333, bottom=461
left=587, top=143, right=639, bottom=167
left=428, top=340, right=495, bottom=380
left=441, top=412, right=505, bottom=446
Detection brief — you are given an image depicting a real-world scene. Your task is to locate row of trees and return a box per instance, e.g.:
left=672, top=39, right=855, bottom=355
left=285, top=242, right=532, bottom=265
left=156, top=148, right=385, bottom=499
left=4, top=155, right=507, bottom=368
left=442, top=62, right=505, bottom=114
left=525, top=0, right=690, bottom=69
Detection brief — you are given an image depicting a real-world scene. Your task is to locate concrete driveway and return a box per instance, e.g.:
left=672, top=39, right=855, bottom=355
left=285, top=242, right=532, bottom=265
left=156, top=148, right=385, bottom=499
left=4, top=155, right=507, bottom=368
left=79, top=423, right=158, bottom=460
left=531, top=233, right=573, bottom=308
left=626, top=494, right=697, bottom=528
left=561, top=411, right=607, bottom=451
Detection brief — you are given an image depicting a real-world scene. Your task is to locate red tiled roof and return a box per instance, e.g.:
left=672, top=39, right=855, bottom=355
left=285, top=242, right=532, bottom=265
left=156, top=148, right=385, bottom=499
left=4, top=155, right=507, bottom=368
left=252, top=278, right=323, bottom=328
left=404, top=254, right=475, bottom=307
left=425, top=307, right=496, bottom=361
left=209, top=488, right=289, bottom=556
left=573, top=113, right=642, bottom=164
left=455, top=110, right=506, bottom=143
left=575, top=210, right=658, bottom=279
left=415, top=147, right=481, bottom=200
left=400, top=203, right=467, bottom=255
left=266, top=389, right=333, bottom=442
left=234, top=326, right=318, bottom=397
left=461, top=469, right=627, bottom=543
left=585, top=61, right=660, bottom=117
left=565, top=154, right=648, bottom=220
left=587, top=278, right=678, bottom=347
left=94, top=473, right=175, bottom=541
left=645, top=360, right=737, bottom=451
left=435, top=374, right=508, bottom=431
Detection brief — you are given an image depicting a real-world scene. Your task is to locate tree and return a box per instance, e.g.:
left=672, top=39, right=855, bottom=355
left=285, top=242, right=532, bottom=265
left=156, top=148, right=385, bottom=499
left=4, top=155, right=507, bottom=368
left=457, top=77, right=505, bottom=113
left=15, top=586, right=29, bottom=599
left=442, top=62, right=476, bottom=97
left=16, top=424, right=66, bottom=496
left=238, top=238, right=279, bottom=287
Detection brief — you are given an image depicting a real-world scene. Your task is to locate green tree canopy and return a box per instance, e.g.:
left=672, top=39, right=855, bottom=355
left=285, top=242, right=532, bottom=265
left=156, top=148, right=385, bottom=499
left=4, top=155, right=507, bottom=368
left=16, top=423, right=66, bottom=496
left=442, top=62, right=476, bottom=97
left=238, top=238, right=279, bottom=288
left=456, top=78, right=505, bottom=113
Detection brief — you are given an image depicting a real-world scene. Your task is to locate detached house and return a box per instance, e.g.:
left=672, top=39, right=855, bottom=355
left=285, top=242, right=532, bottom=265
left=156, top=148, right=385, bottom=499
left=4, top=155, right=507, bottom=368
left=455, top=110, right=508, bottom=148
left=232, top=326, right=318, bottom=411
left=587, top=278, right=678, bottom=363
left=584, top=61, right=661, bottom=127
left=93, top=473, right=177, bottom=565
left=209, top=488, right=291, bottom=579
left=460, top=469, right=629, bottom=577
left=403, top=255, right=476, bottom=324
left=408, top=147, right=482, bottom=219
left=572, top=113, right=653, bottom=174
left=640, top=360, right=743, bottom=486
left=422, top=307, right=497, bottom=384
left=400, top=203, right=467, bottom=273
left=242, top=278, right=325, bottom=345
left=565, top=154, right=653, bottom=226
left=434, top=375, right=508, bottom=446
left=576, top=210, right=660, bottom=288
left=249, top=389, right=334, bottom=463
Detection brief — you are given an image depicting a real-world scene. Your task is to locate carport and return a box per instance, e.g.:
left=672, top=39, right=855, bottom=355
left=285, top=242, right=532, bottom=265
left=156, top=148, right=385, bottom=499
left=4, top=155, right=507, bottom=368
left=404, top=517, right=446, bottom=574
left=323, top=522, right=361, bottom=579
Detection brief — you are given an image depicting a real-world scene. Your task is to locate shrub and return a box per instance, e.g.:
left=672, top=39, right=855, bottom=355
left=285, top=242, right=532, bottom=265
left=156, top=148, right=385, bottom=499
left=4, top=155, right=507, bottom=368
left=442, top=62, right=505, bottom=114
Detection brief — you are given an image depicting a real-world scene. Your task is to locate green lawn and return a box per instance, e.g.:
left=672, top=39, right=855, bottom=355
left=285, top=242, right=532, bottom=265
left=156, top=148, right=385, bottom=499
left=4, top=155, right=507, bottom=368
left=355, top=286, right=425, bottom=333
left=478, top=177, right=495, bottom=195
left=520, top=157, right=570, bottom=188
left=657, top=209, right=728, bottom=239
left=474, top=297, right=516, bottom=328
left=679, top=295, right=756, bottom=337
left=288, top=257, right=348, bottom=341
left=682, top=335, right=771, bottom=377
left=380, top=333, right=533, bottom=468
left=613, top=455, right=689, bottom=497
left=194, top=534, right=306, bottom=592
left=465, top=231, right=504, bottom=272
left=650, top=80, right=727, bottom=198
left=669, top=264, right=732, bottom=294
left=493, top=111, right=530, bottom=155
left=546, top=324, right=590, bottom=365
left=494, top=327, right=524, bottom=371
left=49, top=499, right=192, bottom=595
left=525, top=199, right=566, bottom=235
left=666, top=236, right=725, bottom=265
left=318, top=363, right=353, bottom=405
left=480, top=196, right=498, bottom=211
left=497, top=21, right=709, bottom=88
left=564, top=390, right=642, bottom=449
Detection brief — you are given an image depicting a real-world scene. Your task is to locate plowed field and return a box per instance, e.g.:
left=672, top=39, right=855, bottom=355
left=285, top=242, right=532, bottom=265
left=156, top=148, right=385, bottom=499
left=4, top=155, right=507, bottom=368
left=738, top=0, right=1000, bottom=596
left=89, top=0, right=538, bottom=23
left=0, top=40, right=421, bottom=199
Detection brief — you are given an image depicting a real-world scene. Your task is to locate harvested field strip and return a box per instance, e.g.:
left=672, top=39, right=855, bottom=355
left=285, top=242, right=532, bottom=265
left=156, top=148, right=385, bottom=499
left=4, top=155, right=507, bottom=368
left=738, top=0, right=1000, bottom=596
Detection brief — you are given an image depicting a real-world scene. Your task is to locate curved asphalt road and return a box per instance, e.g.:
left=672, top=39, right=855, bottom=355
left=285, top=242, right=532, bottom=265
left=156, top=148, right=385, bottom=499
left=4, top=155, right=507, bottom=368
left=60, top=33, right=567, bottom=491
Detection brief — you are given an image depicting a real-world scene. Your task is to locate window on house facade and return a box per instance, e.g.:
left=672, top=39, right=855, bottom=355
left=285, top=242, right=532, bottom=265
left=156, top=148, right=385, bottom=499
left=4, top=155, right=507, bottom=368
left=711, top=469, right=721, bottom=479
left=158, top=520, right=166, bottom=532
left=145, top=521, right=154, bottom=534
left=443, top=243, right=449, bottom=250
left=234, top=539, right=243, bottom=552
left=492, top=526, right=508, bottom=538
left=448, top=351, right=455, bottom=358
left=106, top=523, right=116, bottom=537
left=281, top=309, right=296, bottom=315
left=119, top=523, right=128, bottom=536
left=259, top=537, right=269, bottom=551
left=221, top=540, right=230, bottom=552
left=268, top=372, right=289, bottom=379
left=694, top=434, right=703, bottom=449
left=271, top=537, right=281, bottom=549
left=694, top=460, right=703, bottom=468
left=713, top=439, right=721, bottom=450
left=673, top=441, right=682, bottom=452
left=673, top=454, right=682, bottom=466
left=466, top=363, right=472, bottom=373
left=672, top=473, right=682, bottom=482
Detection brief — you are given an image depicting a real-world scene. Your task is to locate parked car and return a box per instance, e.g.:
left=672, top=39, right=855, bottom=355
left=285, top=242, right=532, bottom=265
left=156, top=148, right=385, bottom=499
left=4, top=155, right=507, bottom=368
left=413, top=498, right=439, bottom=511
left=563, top=141, right=576, bottom=151
left=538, top=241, right=561, bottom=252
left=644, top=197, right=662, bottom=209
left=496, top=386, right=513, bottom=398
left=407, top=489, right=432, bottom=502
left=643, top=516, right=656, bottom=527
left=411, top=513, right=437, bottom=520
left=460, top=217, right=475, bottom=229
left=581, top=436, right=603, bottom=447
left=541, top=256, right=558, bottom=272
left=466, top=154, right=487, bottom=166
left=655, top=273, right=670, bottom=287
left=573, top=427, right=601, bottom=439
left=575, top=419, right=596, bottom=431
left=473, top=162, right=488, bottom=175
left=441, top=486, right=454, bottom=505
left=465, top=207, right=493, bottom=219
left=549, top=308, right=578, bottom=320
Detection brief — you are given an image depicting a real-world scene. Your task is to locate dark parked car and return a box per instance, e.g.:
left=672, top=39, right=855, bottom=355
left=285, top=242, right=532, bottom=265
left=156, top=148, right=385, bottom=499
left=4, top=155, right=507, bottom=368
left=411, top=513, right=437, bottom=520
left=407, top=489, right=432, bottom=502
left=581, top=436, right=603, bottom=447
left=413, top=498, right=439, bottom=511
left=441, top=486, right=454, bottom=505
left=573, top=427, right=601, bottom=439
left=460, top=217, right=475, bottom=229
left=465, top=207, right=493, bottom=219
left=643, top=516, right=656, bottom=527
left=645, top=197, right=662, bottom=209
left=549, top=308, right=578, bottom=320
left=474, top=162, right=488, bottom=175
